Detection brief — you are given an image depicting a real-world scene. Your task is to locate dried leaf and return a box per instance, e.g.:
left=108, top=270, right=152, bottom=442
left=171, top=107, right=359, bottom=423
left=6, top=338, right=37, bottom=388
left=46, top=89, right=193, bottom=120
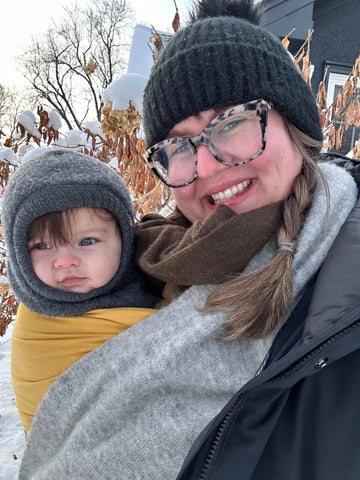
left=149, top=31, right=164, bottom=62
left=294, top=50, right=304, bottom=68
left=37, top=105, right=50, bottom=130
left=353, top=104, right=360, bottom=127
left=353, top=54, right=360, bottom=77
left=39, top=110, right=49, bottom=129
left=102, top=102, right=142, bottom=137
left=0, top=280, right=18, bottom=336
left=336, top=124, right=344, bottom=150
left=352, top=135, right=360, bottom=159
left=294, top=29, right=313, bottom=61
left=302, top=63, right=312, bottom=86
left=344, top=101, right=360, bottom=129
left=29, top=133, right=40, bottom=146
left=83, top=58, right=97, bottom=75
left=327, top=124, right=336, bottom=150
left=333, top=94, right=343, bottom=120
left=172, top=11, right=180, bottom=32
left=281, top=28, right=296, bottom=50
left=282, top=37, right=290, bottom=49
left=317, top=81, right=327, bottom=111
left=16, top=122, right=26, bottom=138
left=342, top=76, right=357, bottom=106
left=136, top=138, right=145, bottom=155
left=319, top=111, right=331, bottom=129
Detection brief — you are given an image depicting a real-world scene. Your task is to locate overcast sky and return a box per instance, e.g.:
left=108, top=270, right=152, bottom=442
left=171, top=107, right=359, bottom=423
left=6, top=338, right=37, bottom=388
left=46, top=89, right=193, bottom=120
left=0, top=0, right=190, bottom=88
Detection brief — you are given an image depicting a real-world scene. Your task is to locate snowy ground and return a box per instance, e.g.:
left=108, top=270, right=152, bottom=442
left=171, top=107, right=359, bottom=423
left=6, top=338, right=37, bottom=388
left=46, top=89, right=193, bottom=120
left=0, top=322, right=26, bottom=479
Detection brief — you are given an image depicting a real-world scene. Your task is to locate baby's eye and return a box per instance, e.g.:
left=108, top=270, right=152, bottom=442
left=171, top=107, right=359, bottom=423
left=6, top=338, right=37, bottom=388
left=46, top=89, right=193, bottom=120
left=33, top=242, right=52, bottom=250
left=80, top=237, right=96, bottom=246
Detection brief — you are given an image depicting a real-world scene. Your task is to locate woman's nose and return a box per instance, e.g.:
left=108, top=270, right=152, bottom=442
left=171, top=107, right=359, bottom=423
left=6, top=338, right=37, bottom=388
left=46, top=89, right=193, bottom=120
left=196, top=145, right=224, bottom=179
left=53, top=248, right=80, bottom=269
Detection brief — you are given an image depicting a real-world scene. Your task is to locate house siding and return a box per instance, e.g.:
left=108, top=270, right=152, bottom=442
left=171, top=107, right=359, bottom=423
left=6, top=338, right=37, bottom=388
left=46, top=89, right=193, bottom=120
left=311, top=0, right=360, bottom=90
left=263, top=0, right=314, bottom=40
left=263, top=0, right=359, bottom=92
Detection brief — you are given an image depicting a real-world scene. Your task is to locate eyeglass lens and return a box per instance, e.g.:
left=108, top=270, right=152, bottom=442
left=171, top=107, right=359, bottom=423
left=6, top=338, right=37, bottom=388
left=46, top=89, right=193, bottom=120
left=152, top=109, right=263, bottom=186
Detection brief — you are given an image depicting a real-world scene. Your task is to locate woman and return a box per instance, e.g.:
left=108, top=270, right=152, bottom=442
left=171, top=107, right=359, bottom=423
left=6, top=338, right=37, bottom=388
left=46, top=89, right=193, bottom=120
left=19, top=0, right=360, bottom=479
left=139, top=0, right=360, bottom=478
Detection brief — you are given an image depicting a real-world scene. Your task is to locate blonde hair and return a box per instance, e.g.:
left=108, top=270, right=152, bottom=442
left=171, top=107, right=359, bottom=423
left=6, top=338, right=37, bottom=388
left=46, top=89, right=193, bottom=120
left=203, top=119, right=327, bottom=340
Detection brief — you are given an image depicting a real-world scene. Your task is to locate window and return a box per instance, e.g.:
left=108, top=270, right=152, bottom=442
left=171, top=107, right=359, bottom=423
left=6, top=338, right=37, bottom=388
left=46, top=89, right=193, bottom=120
left=326, top=70, right=360, bottom=156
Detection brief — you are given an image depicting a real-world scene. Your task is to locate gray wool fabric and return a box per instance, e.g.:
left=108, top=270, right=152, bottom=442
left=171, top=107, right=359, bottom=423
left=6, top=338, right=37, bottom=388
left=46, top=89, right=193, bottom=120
left=1, top=149, right=156, bottom=316
left=143, top=2, right=322, bottom=148
left=19, top=163, right=358, bottom=480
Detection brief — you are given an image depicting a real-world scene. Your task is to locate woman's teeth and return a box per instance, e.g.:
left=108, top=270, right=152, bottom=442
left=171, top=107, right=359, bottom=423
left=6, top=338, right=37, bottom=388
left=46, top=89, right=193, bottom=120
left=211, top=179, right=252, bottom=204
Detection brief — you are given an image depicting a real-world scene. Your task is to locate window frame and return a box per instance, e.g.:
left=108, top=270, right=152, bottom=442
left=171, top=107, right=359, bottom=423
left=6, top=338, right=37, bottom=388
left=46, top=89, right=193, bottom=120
left=325, top=64, right=360, bottom=155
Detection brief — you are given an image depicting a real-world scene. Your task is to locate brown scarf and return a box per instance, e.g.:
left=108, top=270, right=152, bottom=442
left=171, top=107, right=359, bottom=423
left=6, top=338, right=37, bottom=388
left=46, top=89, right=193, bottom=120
left=135, top=202, right=283, bottom=286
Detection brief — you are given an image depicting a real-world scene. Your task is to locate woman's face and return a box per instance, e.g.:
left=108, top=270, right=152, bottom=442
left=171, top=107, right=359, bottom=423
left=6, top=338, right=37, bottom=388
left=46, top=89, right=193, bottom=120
left=169, top=109, right=303, bottom=223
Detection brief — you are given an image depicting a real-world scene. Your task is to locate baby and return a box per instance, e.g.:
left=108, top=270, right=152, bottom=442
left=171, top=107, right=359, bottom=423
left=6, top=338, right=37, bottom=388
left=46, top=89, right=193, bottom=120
left=2, top=149, right=158, bottom=432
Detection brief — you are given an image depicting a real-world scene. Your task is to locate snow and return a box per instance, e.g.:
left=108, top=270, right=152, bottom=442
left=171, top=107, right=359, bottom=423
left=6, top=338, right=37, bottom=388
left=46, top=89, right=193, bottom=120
left=18, top=146, right=50, bottom=165
left=0, top=322, right=26, bottom=480
left=0, top=148, right=18, bottom=166
left=53, top=130, right=91, bottom=150
left=102, top=73, right=149, bottom=115
left=85, top=121, right=106, bottom=140
left=17, top=111, right=41, bottom=139
left=47, top=110, right=62, bottom=131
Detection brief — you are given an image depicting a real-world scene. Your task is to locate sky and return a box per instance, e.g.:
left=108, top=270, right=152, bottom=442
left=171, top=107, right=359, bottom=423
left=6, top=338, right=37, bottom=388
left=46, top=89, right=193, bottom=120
left=0, top=0, right=190, bottom=88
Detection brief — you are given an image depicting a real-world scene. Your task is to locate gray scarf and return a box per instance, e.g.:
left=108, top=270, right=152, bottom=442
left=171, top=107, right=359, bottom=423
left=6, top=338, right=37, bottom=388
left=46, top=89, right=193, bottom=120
left=20, top=163, right=358, bottom=480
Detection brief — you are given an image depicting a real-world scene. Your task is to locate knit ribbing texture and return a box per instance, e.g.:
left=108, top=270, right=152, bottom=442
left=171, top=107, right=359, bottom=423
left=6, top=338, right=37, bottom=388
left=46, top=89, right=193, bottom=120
left=143, top=16, right=322, bottom=147
left=2, top=150, right=156, bottom=316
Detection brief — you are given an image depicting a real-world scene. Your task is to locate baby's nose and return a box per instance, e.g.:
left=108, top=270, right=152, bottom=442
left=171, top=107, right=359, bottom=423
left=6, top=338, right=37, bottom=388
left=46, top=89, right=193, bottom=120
left=53, top=249, right=80, bottom=269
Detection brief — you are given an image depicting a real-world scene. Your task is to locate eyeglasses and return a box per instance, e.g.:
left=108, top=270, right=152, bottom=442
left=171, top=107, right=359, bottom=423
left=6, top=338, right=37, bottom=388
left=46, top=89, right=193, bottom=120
left=145, top=99, right=271, bottom=188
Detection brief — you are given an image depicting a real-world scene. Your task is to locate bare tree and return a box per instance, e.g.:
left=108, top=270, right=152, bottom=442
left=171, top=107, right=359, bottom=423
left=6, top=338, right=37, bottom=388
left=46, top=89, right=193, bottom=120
left=19, top=0, right=134, bottom=130
left=0, top=84, right=35, bottom=138
left=0, top=84, right=6, bottom=120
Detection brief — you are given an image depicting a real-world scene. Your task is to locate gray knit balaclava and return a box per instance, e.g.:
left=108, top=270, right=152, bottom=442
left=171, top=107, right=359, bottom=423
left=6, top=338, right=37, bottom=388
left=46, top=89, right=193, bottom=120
left=2, top=149, right=157, bottom=316
left=143, top=0, right=322, bottom=148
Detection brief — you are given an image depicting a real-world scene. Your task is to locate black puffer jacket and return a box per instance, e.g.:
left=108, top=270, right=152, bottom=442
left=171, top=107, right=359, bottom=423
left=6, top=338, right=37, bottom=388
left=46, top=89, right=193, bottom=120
left=178, top=158, right=360, bottom=480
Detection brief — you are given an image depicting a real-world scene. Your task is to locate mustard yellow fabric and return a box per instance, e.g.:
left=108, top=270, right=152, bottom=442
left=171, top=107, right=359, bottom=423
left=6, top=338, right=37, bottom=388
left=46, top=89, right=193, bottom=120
left=11, top=303, right=156, bottom=432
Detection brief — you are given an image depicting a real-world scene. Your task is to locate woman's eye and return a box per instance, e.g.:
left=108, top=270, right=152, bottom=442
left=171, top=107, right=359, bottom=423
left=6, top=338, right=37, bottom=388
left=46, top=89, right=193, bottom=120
left=220, top=118, right=245, bottom=133
left=171, top=143, right=190, bottom=157
left=80, top=238, right=96, bottom=246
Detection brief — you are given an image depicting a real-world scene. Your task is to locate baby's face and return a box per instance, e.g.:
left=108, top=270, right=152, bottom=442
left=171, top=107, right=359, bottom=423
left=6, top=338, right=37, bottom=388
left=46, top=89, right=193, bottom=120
left=27, top=207, right=122, bottom=293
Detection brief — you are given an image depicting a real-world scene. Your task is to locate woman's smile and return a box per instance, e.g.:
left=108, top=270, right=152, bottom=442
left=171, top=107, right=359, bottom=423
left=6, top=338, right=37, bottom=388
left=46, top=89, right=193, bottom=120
left=207, top=178, right=253, bottom=205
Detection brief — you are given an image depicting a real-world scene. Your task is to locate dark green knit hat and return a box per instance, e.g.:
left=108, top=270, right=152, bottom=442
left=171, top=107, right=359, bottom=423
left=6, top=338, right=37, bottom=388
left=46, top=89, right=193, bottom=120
left=2, top=149, right=156, bottom=316
left=143, top=0, right=322, bottom=148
